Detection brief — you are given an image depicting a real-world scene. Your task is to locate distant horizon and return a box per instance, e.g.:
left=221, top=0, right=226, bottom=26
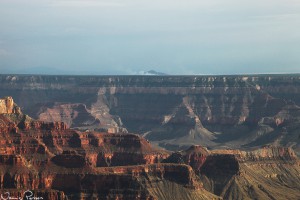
left=1, top=70, right=300, bottom=77
left=1, top=0, right=300, bottom=75
left=2, top=66, right=300, bottom=76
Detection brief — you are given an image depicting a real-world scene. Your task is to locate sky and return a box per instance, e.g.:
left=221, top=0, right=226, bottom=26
left=0, top=0, right=300, bottom=75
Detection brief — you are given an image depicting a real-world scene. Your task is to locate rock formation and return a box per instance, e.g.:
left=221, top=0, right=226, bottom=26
left=164, top=145, right=300, bottom=199
left=1, top=75, right=300, bottom=156
left=1, top=97, right=300, bottom=199
left=0, top=96, right=21, bottom=114
left=0, top=98, right=220, bottom=199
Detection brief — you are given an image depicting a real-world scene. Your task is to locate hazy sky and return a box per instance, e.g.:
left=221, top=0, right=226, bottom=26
left=0, top=0, right=300, bottom=75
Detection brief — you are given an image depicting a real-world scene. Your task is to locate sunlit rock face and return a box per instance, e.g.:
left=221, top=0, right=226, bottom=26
left=1, top=98, right=222, bottom=200
left=0, top=74, right=300, bottom=155
left=1, top=97, right=300, bottom=200
left=0, top=96, right=21, bottom=114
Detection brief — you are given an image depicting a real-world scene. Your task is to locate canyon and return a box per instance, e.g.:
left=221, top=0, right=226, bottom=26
left=0, top=74, right=300, bottom=199
left=0, top=75, right=299, bottom=154
left=0, top=100, right=299, bottom=199
left=0, top=97, right=219, bottom=199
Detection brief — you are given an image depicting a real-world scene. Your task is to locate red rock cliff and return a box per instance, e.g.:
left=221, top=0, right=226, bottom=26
left=0, top=98, right=219, bottom=200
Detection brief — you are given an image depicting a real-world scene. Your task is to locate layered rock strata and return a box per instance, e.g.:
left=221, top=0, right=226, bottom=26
left=1, top=97, right=300, bottom=199
left=1, top=75, right=300, bottom=155
left=0, top=98, right=219, bottom=199
left=165, top=145, right=300, bottom=200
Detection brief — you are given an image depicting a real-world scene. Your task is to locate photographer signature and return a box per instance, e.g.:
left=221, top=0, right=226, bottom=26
left=0, top=190, right=43, bottom=200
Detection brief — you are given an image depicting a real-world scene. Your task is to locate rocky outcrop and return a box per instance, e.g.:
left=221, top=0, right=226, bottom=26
left=0, top=97, right=21, bottom=114
left=213, top=147, right=300, bottom=200
left=164, top=145, right=300, bottom=199
left=46, top=164, right=219, bottom=200
left=163, top=145, right=209, bottom=174
left=38, top=103, right=104, bottom=131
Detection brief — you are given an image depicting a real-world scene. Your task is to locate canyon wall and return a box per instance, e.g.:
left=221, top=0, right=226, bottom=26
left=0, top=97, right=299, bottom=199
left=164, top=145, right=300, bottom=199
left=0, top=75, right=300, bottom=154
left=0, top=99, right=219, bottom=200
